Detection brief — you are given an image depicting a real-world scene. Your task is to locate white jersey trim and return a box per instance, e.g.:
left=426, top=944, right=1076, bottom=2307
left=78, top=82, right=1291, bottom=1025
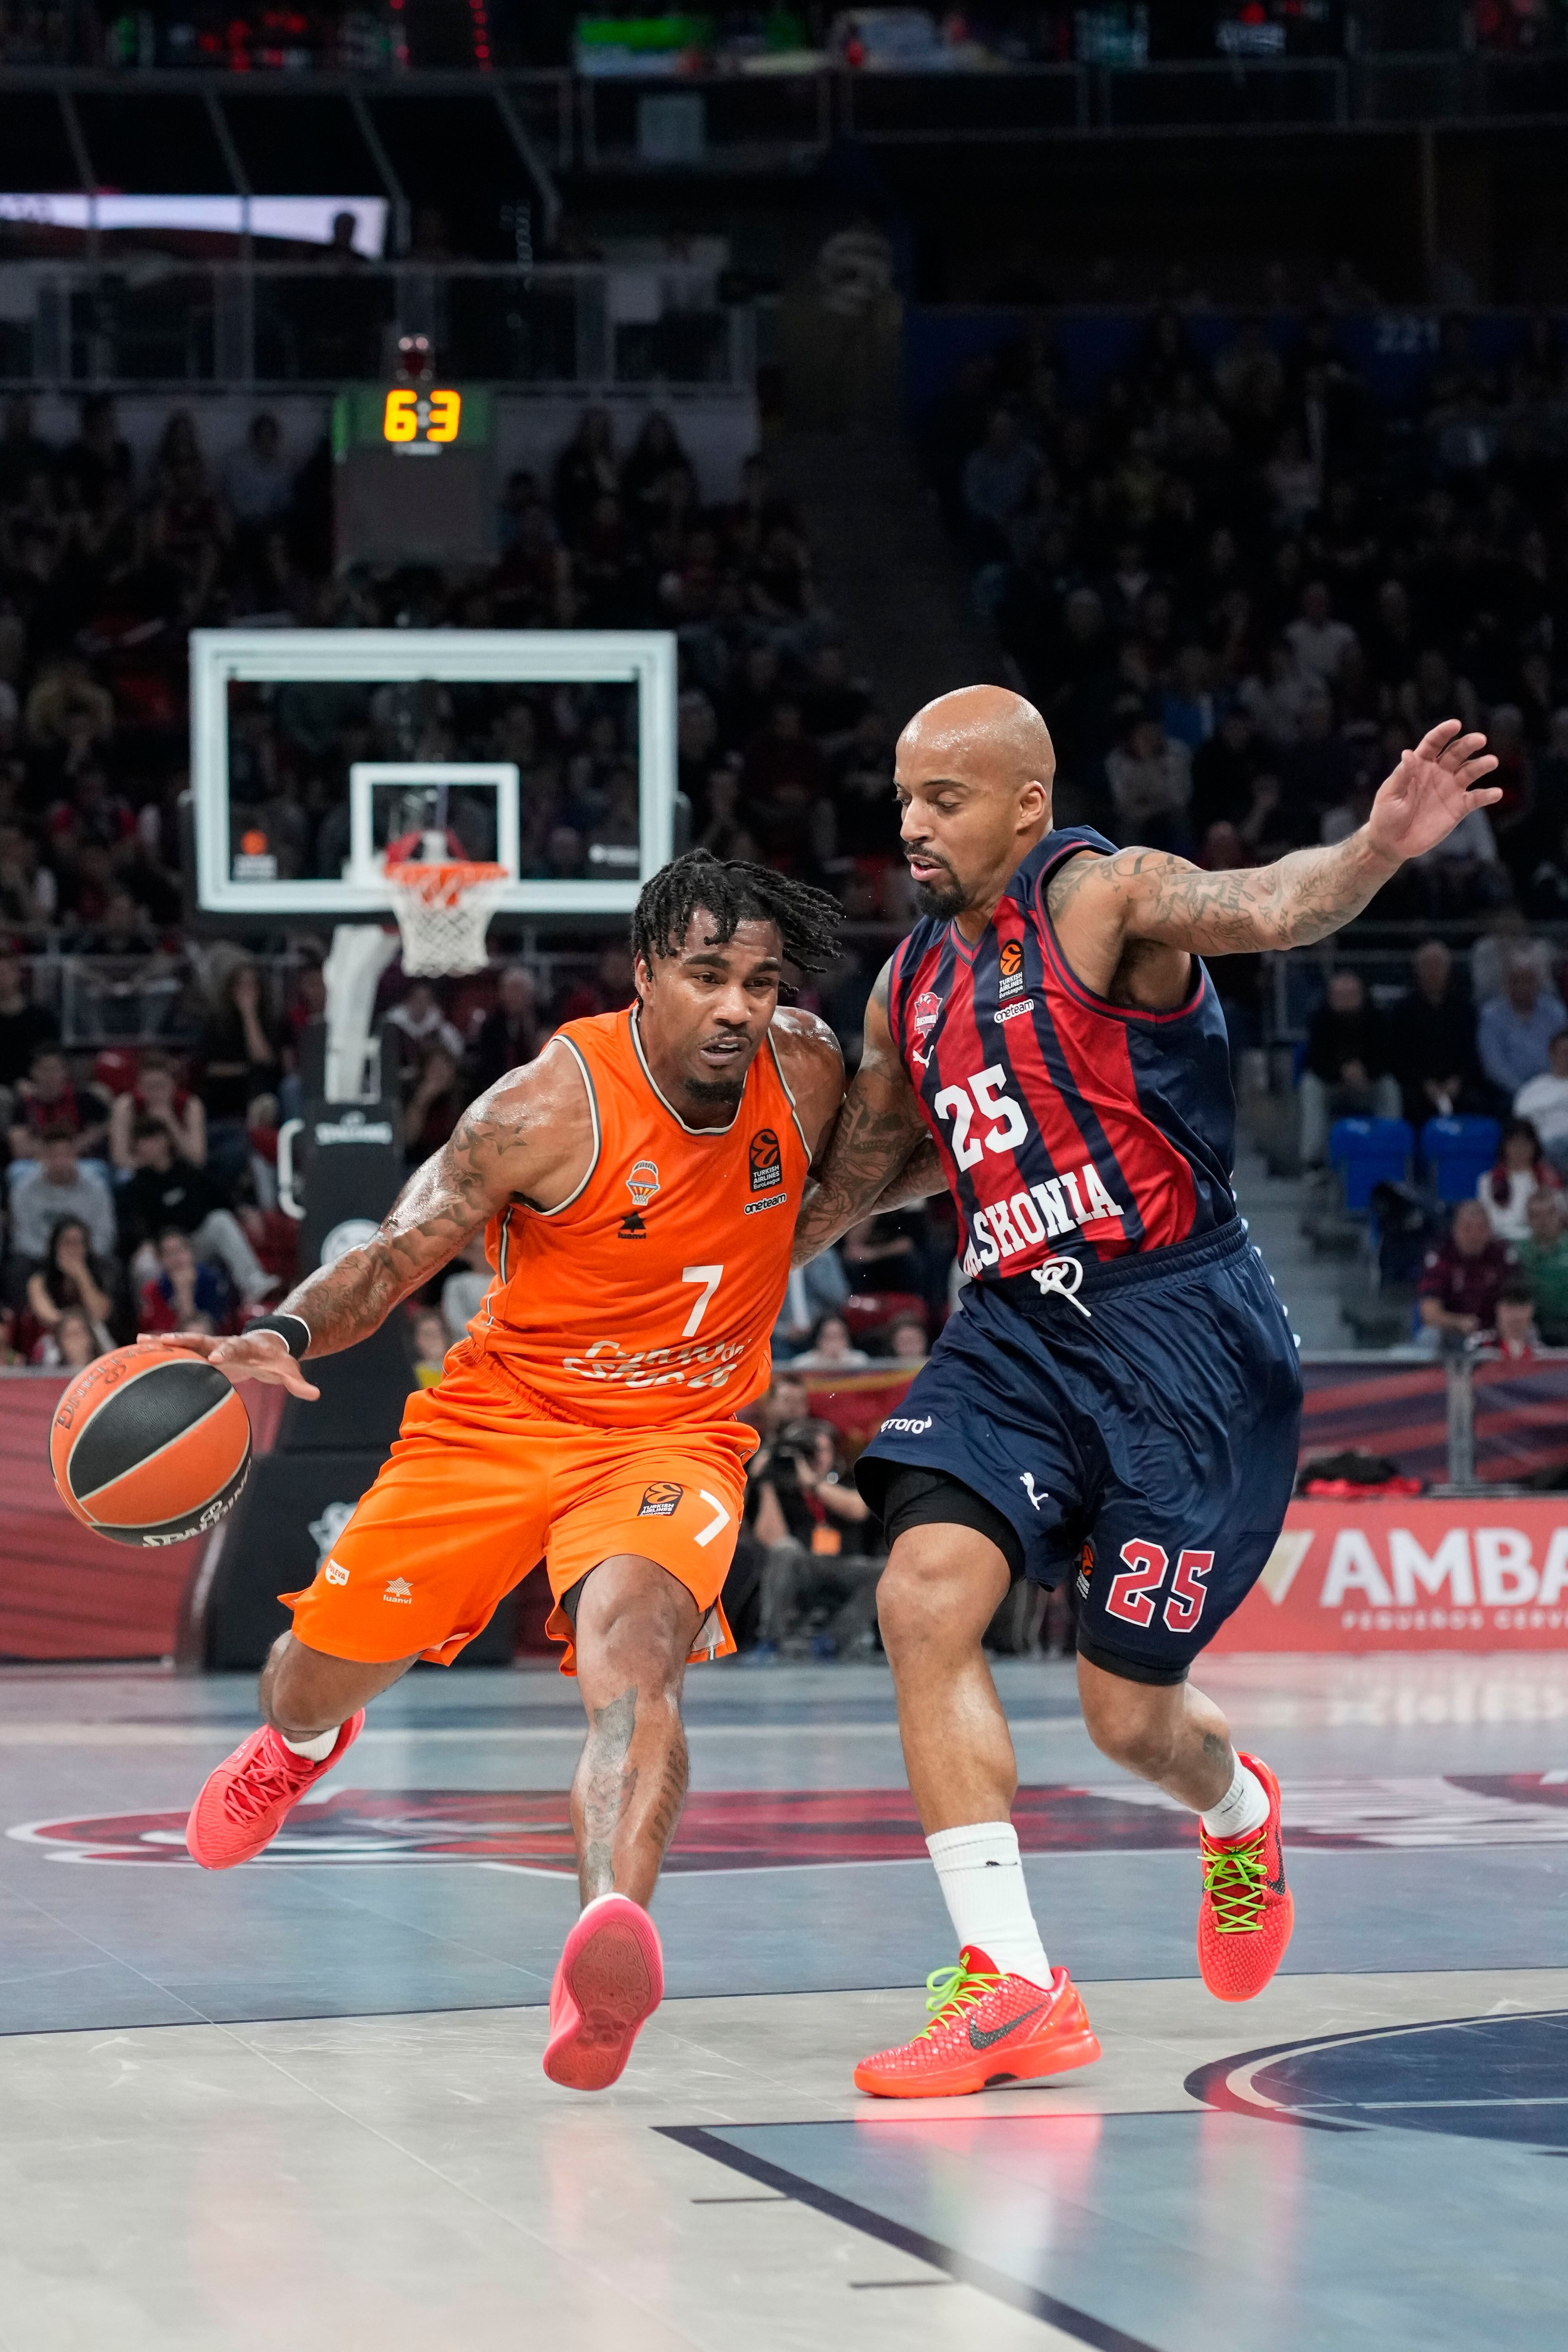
left=629, top=1006, right=744, bottom=1137
left=531, top=1034, right=601, bottom=1215
left=766, top=1028, right=812, bottom=1162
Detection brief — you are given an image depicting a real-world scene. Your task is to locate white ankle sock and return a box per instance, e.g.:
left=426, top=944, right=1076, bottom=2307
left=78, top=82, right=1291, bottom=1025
left=279, top=1725, right=339, bottom=1763
left=1201, top=1757, right=1269, bottom=1841
left=926, top=1822, right=1050, bottom=1986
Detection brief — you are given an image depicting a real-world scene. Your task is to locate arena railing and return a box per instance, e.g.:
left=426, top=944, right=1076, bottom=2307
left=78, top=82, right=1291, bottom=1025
left=1299, top=1350, right=1568, bottom=1494
left=0, top=262, right=753, bottom=393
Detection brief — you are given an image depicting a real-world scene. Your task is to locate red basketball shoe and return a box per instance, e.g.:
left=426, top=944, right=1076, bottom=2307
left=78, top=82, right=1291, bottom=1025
left=543, top=1894, right=664, bottom=2092
left=1197, top=1751, right=1294, bottom=2001
left=854, top=1949, right=1101, bottom=2099
left=185, top=1714, right=363, bottom=1871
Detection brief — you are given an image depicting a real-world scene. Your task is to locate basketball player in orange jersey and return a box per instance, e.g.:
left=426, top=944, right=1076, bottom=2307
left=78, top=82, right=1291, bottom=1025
left=160, top=853, right=848, bottom=2091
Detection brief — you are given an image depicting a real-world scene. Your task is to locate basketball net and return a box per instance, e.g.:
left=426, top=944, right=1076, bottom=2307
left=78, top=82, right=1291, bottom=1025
left=385, top=860, right=508, bottom=978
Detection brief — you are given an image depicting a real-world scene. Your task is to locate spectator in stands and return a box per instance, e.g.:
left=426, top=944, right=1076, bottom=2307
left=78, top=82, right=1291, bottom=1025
left=774, top=1242, right=851, bottom=1359
left=788, top=1311, right=870, bottom=1371
left=8, top=1046, right=111, bottom=1167
left=411, top=1306, right=450, bottom=1388
left=1417, top=1198, right=1515, bottom=1348
left=196, top=962, right=284, bottom=1185
left=224, top=414, right=295, bottom=536
left=1104, top=704, right=1192, bottom=851
left=748, top=1418, right=880, bottom=1662
left=138, top=1228, right=228, bottom=1336
left=883, top=1311, right=930, bottom=1364
left=116, top=1120, right=275, bottom=1304
left=470, top=964, right=542, bottom=1097
left=386, top=981, right=463, bottom=1064
left=1384, top=939, right=1483, bottom=1129
left=961, top=409, right=1041, bottom=562
left=1477, top=1118, right=1561, bottom=1243
left=1518, top=1190, right=1568, bottom=1346
left=25, top=1215, right=116, bottom=1357
left=37, top=1305, right=101, bottom=1371
left=1478, top=954, right=1568, bottom=1102
left=1299, top=970, right=1403, bottom=1167
left=440, top=1232, right=491, bottom=1340
left=399, top=1043, right=461, bottom=1166
left=0, top=951, right=58, bottom=1110
left=107, top=1049, right=206, bottom=1170
left=11, top=1128, right=116, bottom=1273
left=1514, top=1029, right=1568, bottom=1175
left=1488, top=1279, right=1540, bottom=1360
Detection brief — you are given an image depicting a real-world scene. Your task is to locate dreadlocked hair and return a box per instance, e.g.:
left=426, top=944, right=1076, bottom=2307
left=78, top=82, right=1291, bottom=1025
left=631, top=849, right=843, bottom=976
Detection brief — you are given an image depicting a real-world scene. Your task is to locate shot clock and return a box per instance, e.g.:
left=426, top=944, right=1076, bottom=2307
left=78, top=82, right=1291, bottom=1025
left=332, top=380, right=497, bottom=568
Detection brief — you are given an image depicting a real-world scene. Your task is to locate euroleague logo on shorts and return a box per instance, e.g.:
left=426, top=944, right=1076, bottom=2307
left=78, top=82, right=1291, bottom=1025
left=998, top=939, right=1026, bottom=1002
left=638, top=1481, right=683, bottom=1518
left=748, top=1128, right=783, bottom=1193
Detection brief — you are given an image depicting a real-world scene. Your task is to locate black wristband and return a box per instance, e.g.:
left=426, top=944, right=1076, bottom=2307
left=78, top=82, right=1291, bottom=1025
left=247, top=1312, right=311, bottom=1360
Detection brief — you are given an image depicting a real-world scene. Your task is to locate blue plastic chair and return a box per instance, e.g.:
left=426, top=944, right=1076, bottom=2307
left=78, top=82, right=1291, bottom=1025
left=1329, top=1116, right=1413, bottom=1211
left=1421, top=1115, right=1500, bottom=1205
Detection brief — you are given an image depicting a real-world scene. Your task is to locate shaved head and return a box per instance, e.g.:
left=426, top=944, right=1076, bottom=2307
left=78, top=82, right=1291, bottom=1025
left=898, top=685, right=1056, bottom=791
left=895, top=684, right=1057, bottom=925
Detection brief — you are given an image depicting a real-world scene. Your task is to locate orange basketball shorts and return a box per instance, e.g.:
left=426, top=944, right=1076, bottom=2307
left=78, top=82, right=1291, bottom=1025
left=281, top=1347, right=753, bottom=1675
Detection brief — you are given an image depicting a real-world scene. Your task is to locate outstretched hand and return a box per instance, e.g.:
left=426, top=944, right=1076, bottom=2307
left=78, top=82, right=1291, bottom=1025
left=138, top=1327, right=321, bottom=1401
left=1368, top=720, right=1501, bottom=865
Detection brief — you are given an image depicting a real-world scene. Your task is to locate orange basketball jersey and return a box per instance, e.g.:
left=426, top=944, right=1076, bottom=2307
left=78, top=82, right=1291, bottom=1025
left=467, top=1008, right=813, bottom=1429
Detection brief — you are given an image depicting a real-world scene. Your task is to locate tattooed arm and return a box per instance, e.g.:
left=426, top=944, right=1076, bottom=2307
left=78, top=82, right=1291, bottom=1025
left=145, top=1041, right=595, bottom=1399
left=790, top=959, right=931, bottom=1267
left=1050, top=719, right=1501, bottom=1008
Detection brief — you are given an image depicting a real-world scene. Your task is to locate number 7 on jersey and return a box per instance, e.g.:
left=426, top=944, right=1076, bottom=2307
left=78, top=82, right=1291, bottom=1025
left=680, top=1264, right=724, bottom=1337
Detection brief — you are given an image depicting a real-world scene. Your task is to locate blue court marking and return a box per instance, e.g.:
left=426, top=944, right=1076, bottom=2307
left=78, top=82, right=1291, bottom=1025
left=671, top=2103, right=1568, bottom=2352
left=1190, top=2008, right=1568, bottom=2148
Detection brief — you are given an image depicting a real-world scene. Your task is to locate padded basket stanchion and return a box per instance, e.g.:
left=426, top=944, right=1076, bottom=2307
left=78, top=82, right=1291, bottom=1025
left=385, top=861, right=507, bottom=976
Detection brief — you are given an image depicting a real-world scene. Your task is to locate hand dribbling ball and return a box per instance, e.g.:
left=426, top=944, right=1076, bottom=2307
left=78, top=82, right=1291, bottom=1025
left=49, top=1342, right=252, bottom=1547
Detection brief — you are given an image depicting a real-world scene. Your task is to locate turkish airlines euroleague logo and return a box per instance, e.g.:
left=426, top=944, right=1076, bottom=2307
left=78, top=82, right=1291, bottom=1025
left=998, top=939, right=1026, bottom=1001
left=638, top=1482, right=683, bottom=1517
left=749, top=1128, right=783, bottom=1193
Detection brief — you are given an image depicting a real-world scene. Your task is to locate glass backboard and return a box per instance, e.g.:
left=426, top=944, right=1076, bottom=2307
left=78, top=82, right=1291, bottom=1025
left=190, top=629, right=676, bottom=919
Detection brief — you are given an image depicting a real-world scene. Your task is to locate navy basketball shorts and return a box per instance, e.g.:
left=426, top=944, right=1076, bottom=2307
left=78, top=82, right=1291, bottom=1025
left=855, top=1219, right=1304, bottom=1685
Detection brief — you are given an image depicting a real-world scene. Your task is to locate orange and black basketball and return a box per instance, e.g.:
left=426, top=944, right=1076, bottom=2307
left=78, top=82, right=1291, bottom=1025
left=48, top=1343, right=251, bottom=1548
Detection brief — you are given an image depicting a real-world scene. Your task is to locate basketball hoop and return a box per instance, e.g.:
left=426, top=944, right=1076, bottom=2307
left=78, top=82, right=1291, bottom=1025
left=385, top=861, right=508, bottom=977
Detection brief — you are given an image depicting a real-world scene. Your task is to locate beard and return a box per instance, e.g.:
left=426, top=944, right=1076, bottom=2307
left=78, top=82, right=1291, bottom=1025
left=680, top=1069, right=748, bottom=1106
left=910, top=864, right=965, bottom=920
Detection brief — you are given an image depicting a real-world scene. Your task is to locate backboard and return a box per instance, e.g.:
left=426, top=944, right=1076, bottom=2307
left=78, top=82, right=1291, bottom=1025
left=189, top=629, right=677, bottom=922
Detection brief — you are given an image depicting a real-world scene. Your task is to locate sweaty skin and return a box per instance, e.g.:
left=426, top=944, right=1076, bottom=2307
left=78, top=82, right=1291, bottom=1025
left=160, top=911, right=846, bottom=1913
left=790, top=682, right=1501, bottom=1856
left=153, top=914, right=843, bottom=1398
left=792, top=683, right=1499, bottom=1266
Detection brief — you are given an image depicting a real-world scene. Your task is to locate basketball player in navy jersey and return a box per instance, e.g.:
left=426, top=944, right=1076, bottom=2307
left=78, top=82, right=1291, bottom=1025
left=794, top=685, right=1499, bottom=2097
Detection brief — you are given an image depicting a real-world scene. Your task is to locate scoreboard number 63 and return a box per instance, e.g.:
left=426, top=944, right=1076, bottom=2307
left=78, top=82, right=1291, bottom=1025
left=383, top=388, right=462, bottom=445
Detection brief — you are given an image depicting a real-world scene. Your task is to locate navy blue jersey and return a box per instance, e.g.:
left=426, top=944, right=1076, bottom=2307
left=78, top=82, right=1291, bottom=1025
left=886, top=827, right=1237, bottom=1280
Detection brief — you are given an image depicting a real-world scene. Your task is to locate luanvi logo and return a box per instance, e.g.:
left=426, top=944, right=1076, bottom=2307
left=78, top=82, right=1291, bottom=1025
left=617, top=1210, right=648, bottom=1239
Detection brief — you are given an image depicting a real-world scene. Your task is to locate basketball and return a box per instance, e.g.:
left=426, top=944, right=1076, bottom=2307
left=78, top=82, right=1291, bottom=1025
left=48, top=1344, right=252, bottom=1549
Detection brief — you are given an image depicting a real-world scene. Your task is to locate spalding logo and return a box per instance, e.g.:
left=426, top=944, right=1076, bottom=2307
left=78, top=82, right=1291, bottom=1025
left=140, top=1464, right=249, bottom=1546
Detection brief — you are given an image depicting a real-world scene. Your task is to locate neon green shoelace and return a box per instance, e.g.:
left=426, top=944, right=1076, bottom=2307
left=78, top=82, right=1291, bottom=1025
left=1202, top=1831, right=1270, bottom=1932
left=917, top=1956, right=1002, bottom=2039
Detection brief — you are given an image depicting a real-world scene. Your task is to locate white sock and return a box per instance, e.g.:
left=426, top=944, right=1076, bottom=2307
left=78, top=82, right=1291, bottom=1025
left=926, top=1822, right=1050, bottom=1986
left=1201, top=1757, right=1269, bottom=1841
left=279, top=1725, right=339, bottom=1763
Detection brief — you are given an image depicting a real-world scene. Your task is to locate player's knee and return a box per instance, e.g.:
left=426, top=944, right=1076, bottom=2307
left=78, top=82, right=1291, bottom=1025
left=575, top=1564, right=693, bottom=1689
left=876, top=1541, right=984, bottom=1663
